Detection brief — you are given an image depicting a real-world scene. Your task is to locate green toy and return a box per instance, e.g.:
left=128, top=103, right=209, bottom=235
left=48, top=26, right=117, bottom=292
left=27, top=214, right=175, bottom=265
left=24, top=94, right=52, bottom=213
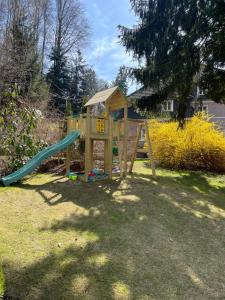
left=67, top=172, right=78, bottom=181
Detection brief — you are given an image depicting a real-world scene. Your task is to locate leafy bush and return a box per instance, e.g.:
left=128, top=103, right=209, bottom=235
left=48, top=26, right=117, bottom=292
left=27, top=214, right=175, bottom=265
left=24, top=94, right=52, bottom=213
left=0, top=265, right=5, bottom=299
left=147, top=114, right=225, bottom=172
left=0, top=88, right=47, bottom=171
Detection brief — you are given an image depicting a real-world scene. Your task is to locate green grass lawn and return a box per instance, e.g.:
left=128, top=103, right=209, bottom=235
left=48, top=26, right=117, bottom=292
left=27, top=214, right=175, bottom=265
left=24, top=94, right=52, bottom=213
left=0, top=161, right=225, bottom=299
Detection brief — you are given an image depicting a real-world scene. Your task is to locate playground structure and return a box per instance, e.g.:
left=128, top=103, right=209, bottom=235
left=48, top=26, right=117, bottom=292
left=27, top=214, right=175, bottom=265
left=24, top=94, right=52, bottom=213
left=66, top=86, right=128, bottom=182
left=66, top=86, right=156, bottom=182
left=129, top=120, right=156, bottom=176
left=1, top=86, right=156, bottom=186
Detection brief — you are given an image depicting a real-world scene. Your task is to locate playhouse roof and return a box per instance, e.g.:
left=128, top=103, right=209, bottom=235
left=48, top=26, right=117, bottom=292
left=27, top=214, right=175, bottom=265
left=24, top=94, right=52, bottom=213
left=84, top=86, right=126, bottom=108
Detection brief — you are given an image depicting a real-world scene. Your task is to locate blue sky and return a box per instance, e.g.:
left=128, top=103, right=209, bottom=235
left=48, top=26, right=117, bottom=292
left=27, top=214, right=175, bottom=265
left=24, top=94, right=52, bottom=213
left=82, top=0, right=139, bottom=91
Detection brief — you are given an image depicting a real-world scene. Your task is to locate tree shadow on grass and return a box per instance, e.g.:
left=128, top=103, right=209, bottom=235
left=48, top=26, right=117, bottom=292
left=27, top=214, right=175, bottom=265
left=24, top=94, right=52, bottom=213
left=4, top=171, right=225, bottom=299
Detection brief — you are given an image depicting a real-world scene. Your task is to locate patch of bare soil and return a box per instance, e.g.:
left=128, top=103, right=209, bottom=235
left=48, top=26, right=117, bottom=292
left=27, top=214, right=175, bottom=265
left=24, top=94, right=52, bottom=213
left=0, top=158, right=9, bottom=177
left=37, top=158, right=84, bottom=175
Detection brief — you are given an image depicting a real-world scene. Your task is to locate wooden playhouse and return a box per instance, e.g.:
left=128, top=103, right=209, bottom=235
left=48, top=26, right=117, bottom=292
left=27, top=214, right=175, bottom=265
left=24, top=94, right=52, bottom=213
left=66, top=86, right=156, bottom=182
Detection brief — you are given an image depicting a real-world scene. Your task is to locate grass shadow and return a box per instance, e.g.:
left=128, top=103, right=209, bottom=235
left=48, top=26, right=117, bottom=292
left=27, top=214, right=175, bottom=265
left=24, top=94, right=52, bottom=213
left=1, top=165, right=225, bottom=299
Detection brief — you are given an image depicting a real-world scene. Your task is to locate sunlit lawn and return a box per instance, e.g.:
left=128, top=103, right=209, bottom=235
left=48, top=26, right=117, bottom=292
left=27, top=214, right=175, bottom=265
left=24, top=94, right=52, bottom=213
left=0, top=161, right=225, bottom=299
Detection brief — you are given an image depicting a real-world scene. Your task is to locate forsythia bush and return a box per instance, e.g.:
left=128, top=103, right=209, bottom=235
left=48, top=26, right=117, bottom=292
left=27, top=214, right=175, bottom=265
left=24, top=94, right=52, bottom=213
left=147, top=114, right=225, bottom=172
left=0, top=265, right=5, bottom=299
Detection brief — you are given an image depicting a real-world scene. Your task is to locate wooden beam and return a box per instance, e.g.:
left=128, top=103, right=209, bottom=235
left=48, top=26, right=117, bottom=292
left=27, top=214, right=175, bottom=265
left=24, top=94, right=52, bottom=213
left=65, top=146, right=72, bottom=175
left=145, top=120, right=156, bottom=177
left=117, top=121, right=123, bottom=178
left=108, top=115, right=113, bottom=179
left=123, top=105, right=128, bottom=177
left=129, top=124, right=142, bottom=173
left=65, top=117, right=72, bottom=175
left=84, top=107, right=91, bottom=182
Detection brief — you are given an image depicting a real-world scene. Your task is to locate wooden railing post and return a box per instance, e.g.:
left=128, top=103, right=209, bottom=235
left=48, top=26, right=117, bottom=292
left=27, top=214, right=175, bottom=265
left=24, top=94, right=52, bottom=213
left=66, top=117, right=72, bottom=175
left=129, top=123, right=142, bottom=173
left=84, top=107, right=91, bottom=182
left=145, top=120, right=156, bottom=177
left=123, top=104, right=128, bottom=177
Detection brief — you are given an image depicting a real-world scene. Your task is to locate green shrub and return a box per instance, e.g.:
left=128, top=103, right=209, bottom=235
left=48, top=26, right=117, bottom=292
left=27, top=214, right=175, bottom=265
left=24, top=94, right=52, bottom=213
left=0, top=88, right=47, bottom=171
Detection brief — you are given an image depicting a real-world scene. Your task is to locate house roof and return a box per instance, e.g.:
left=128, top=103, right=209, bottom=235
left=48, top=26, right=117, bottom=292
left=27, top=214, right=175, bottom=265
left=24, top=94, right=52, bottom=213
left=85, top=86, right=119, bottom=107
left=128, top=87, right=154, bottom=100
left=114, top=106, right=146, bottom=120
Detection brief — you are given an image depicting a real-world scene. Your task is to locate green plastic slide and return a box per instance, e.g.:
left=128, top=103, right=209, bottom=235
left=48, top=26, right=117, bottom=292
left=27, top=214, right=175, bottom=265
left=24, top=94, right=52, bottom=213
left=1, top=131, right=80, bottom=186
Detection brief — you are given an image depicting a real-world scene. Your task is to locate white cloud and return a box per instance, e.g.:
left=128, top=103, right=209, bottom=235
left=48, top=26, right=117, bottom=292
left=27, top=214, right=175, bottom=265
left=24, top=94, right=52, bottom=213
left=88, top=37, right=119, bottom=62
left=92, top=2, right=102, bottom=18
left=110, top=47, right=135, bottom=66
left=87, top=36, right=136, bottom=69
left=84, top=33, right=141, bottom=87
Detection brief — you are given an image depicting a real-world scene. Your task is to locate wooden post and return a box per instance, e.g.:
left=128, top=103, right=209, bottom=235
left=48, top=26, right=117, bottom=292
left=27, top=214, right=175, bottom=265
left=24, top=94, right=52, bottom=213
left=108, top=115, right=113, bottom=179
left=104, top=137, right=109, bottom=176
left=66, top=117, right=72, bottom=175
left=84, top=107, right=91, bottom=182
left=129, top=123, right=142, bottom=173
left=90, top=139, right=94, bottom=172
left=117, top=120, right=123, bottom=178
left=145, top=120, right=156, bottom=177
left=123, top=105, right=128, bottom=177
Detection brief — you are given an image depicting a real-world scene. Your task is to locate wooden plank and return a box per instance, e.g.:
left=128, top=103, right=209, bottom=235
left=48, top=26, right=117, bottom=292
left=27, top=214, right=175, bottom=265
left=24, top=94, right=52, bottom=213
left=123, top=105, right=128, bottom=177
left=129, top=124, right=142, bottom=173
left=145, top=120, right=156, bottom=177
left=137, top=148, right=148, bottom=153
left=90, top=139, right=94, bottom=172
left=85, top=86, right=118, bottom=107
left=65, top=145, right=72, bottom=175
left=104, top=102, right=109, bottom=176
left=65, top=117, right=72, bottom=174
left=108, top=115, right=113, bottom=179
left=108, top=89, right=127, bottom=111
left=84, top=107, right=91, bottom=182
left=90, top=133, right=109, bottom=140
left=103, top=103, right=113, bottom=179
left=117, top=121, right=123, bottom=178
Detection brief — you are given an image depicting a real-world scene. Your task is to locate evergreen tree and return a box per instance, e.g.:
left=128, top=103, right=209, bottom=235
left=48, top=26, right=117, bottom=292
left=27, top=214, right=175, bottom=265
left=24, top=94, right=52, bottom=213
left=69, top=50, right=87, bottom=114
left=119, top=0, right=225, bottom=124
left=200, top=1, right=225, bottom=102
left=97, top=79, right=110, bottom=92
left=69, top=51, right=98, bottom=114
left=47, top=47, right=71, bottom=112
left=2, top=5, right=41, bottom=97
left=46, top=0, right=89, bottom=114
left=82, top=68, right=98, bottom=98
left=112, top=65, right=129, bottom=95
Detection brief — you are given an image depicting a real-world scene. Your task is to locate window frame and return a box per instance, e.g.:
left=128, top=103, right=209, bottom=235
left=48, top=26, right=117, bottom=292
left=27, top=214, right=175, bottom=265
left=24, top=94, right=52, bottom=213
left=197, top=85, right=208, bottom=97
left=197, top=104, right=208, bottom=113
left=161, top=100, right=174, bottom=112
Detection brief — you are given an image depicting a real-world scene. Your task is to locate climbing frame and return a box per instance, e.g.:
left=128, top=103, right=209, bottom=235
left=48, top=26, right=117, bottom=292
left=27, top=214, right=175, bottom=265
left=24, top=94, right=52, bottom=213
left=66, top=86, right=129, bottom=181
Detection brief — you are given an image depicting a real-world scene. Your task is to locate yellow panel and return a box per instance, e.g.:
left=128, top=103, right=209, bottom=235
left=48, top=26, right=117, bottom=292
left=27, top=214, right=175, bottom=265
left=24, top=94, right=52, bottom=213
left=96, top=118, right=105, bottom=133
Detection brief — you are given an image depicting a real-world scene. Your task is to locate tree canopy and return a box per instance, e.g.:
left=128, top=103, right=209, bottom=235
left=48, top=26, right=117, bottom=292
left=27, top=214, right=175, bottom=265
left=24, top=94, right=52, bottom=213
left=112, top=65, right=129, bottom=95
left=119, top=0, right=225, bottom=123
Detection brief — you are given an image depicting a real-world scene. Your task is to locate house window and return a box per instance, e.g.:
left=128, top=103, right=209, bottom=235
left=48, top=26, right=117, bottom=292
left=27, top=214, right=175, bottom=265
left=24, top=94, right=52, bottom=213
left=199, top=89, right=205, bottom=96
left=198, top=105, right=208, bottom=113
left=161, top=100, right=174, bottom=112
left=198, top=86, right=208, bottom=96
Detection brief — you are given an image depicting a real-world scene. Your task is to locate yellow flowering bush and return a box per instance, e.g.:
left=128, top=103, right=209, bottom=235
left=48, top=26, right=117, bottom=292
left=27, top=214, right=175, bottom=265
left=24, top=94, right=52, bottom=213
left=0, top=265, right=5, bottom=298
left=146, top=114, right=225, bottom=172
